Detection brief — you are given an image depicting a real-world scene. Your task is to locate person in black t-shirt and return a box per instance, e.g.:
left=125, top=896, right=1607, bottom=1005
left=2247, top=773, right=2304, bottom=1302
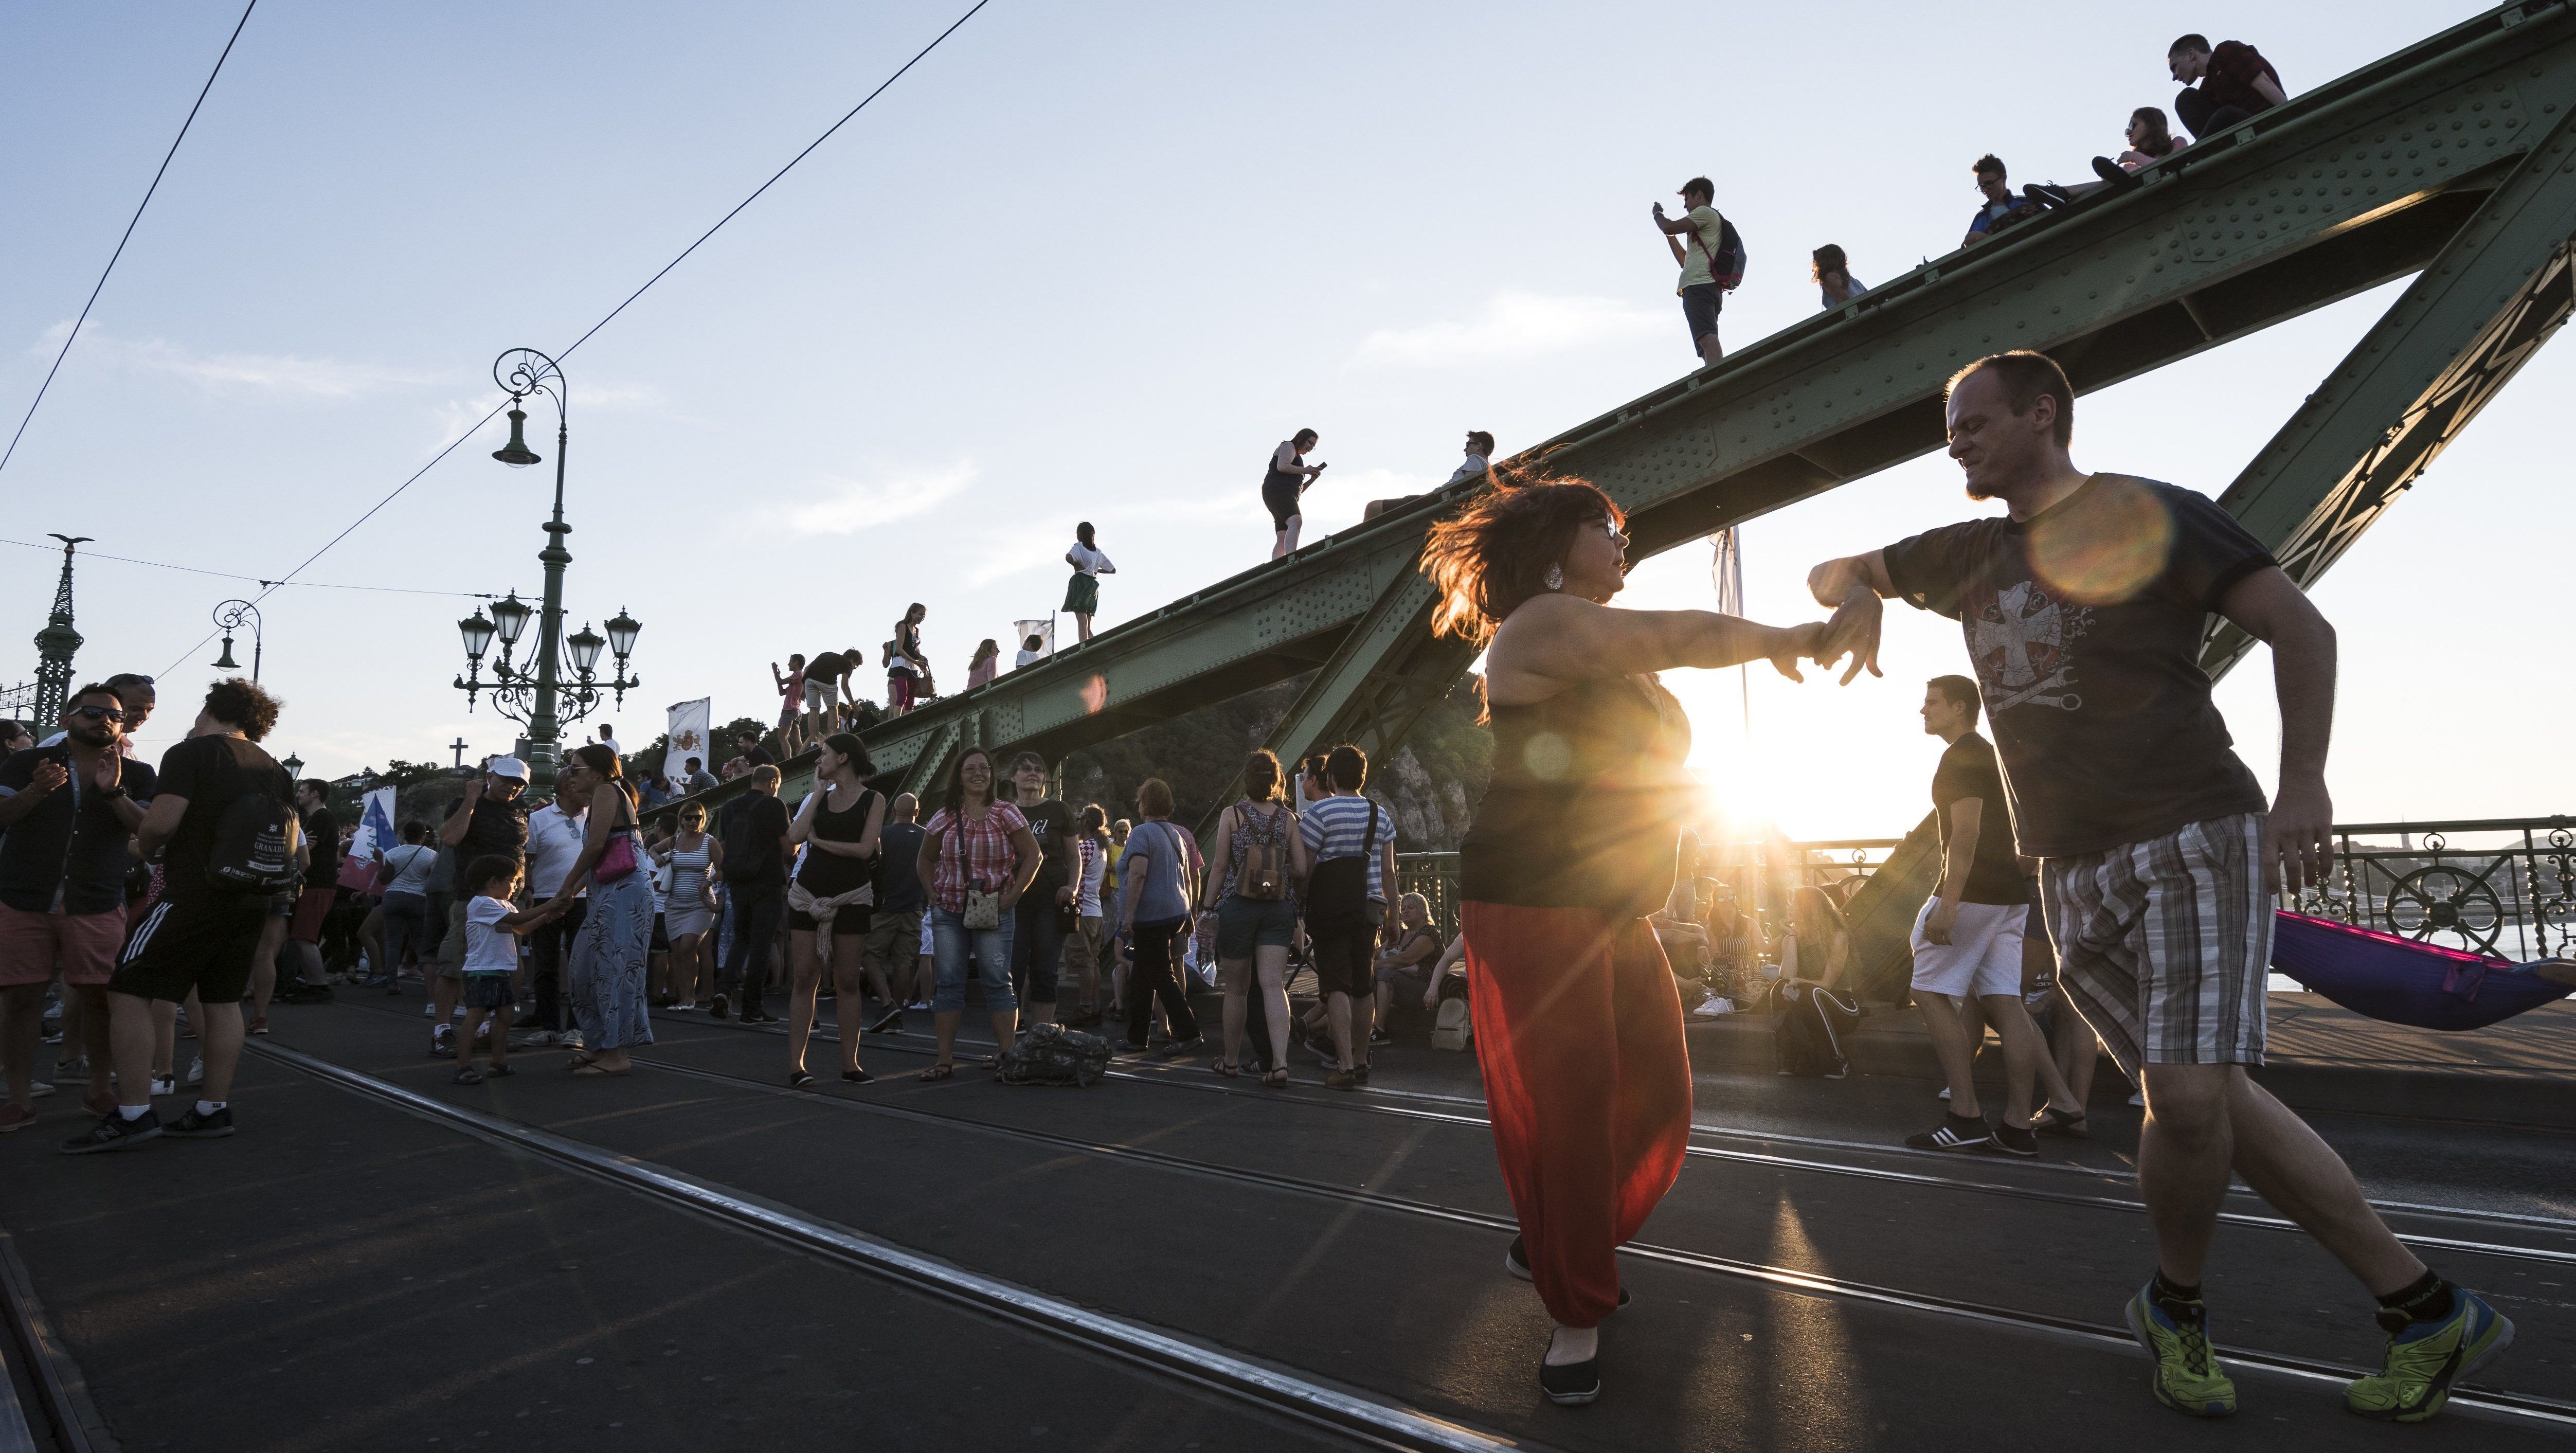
left=1902, top=675, right=2085, bottom=1157
left=66, top=677, right=290, bottom=1153
left=1805, top=350, right=2504, bottom=1423
left=286, top=781, right=339, bottom=992
left=716, top=765, right=792, bottom=1021
left=1006, top=751, right=1078, bottom=1030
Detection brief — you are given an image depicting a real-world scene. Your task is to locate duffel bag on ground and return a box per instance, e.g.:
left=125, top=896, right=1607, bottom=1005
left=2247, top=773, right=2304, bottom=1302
left=998, top=1023, right=1111, bottom=1087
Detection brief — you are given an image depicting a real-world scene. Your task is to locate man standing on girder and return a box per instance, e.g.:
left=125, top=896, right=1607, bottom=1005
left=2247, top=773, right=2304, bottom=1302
left=1650, top=177, right=1733, bottom=369
left=1804, top=350, right=2512, bottom=1425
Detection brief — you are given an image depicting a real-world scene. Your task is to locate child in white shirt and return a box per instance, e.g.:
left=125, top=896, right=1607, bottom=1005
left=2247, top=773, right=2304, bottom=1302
left=458, top=855, right=546, bottom=1083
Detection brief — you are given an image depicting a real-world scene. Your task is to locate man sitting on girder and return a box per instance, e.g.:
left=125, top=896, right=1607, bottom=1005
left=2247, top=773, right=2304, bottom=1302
left=1805, top=349, right=2515, bottom=1425
left=2168, top=32, right=2287, bottom=140
left=1961, top=155, right=2046, bottom=249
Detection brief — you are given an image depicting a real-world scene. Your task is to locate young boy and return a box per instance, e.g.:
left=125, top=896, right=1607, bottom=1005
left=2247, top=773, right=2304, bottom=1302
left=456, top=855, right=543, bottom=1084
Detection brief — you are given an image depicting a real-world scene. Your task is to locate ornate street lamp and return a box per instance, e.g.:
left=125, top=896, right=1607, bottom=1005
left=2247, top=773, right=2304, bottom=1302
left=281, top=751, right=304, bottom=780
left=447, top=349, right=640, bottom=789
left=211, top=598, right=264, bottom=681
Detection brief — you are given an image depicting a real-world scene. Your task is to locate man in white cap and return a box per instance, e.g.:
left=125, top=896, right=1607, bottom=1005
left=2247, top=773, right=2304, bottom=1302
left=432, top=757, right=530, bottom=1055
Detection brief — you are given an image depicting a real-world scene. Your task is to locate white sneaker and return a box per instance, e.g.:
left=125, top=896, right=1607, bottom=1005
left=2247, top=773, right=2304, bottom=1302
left=2129, top=1090, right=2146, bottom=1107
left=27, top=1080, right=56, bottom=1099
left=1937, top=1086, right=1952, bottom=1101
left=422, top=1001, right=436, bottom=1017
left=186, top=1057, right=205, bottom=1087
left=150, top=1073, right=176, bottom=1097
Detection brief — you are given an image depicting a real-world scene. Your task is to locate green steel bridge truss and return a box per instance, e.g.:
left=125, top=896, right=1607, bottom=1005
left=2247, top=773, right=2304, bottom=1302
left=683, top=1, right=2576, bottom=827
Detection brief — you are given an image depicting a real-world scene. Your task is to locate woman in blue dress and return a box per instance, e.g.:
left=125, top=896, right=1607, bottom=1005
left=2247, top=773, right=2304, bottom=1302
left=532, top=743, right=655, bottom=1075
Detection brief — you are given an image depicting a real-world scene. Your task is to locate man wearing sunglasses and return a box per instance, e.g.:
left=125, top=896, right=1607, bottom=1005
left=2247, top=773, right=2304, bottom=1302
left=0, top=685, right=154, bottom=1132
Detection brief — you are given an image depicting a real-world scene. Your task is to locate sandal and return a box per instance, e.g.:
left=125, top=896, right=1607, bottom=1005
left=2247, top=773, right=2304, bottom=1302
left=1213, top=1062, right=1239, bottom=1078
left=918, top=1063, right=956, bottom=1082
left=484, top=1064, right=513, bottom=1078
left=569, top=1063, right=630, bottom=1078
left=451, top=1068, right=484, bottom=1085
left=565, top=1050, right=599, bottom=1069
left=2034, top=1105, right=2091, bottom=1139
left=1262, top=1067, right=1289, bottom=1089
left=790, top=1069, right=816, bottom=1089
left=842, top=1067, right=874, bottom=1085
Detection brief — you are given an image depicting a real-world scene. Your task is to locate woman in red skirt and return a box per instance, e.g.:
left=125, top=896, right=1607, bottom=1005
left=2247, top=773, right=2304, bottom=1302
left=1423, top=478, right=1849, bottom=1404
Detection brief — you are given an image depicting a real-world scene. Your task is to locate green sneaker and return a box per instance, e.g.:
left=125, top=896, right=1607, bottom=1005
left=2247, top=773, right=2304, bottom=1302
left=2125, top=1283, right=2236, bottom=1418
left=2347, top=1289, right=2513, bottom=1423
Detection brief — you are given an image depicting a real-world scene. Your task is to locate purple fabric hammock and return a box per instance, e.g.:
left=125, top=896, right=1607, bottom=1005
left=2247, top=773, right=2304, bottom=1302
left=2270, top=911, right=2572, bottom=1032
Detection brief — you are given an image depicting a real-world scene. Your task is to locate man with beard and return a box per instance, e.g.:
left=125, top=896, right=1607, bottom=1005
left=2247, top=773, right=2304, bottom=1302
left=0, top=685, right=153, bottom=1131
left=1803, top=350, right=2512, bottom=1424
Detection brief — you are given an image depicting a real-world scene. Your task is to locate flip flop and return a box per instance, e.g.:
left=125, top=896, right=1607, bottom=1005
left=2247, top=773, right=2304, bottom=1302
left=918, top=1063, right=956, bottom=1082
left=569, top=1063, right=630, bottom=1078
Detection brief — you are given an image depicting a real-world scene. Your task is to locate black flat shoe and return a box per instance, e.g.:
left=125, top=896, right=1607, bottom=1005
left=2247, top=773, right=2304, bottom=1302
left=789, top=1069, right=815, bottom=1089
left=1539, top=1354, right=1600, bottom=1406
left=841, top=1067, right=873, bottom=1084
left=869, top=1008, right=906, bottom=1034
left=2092, top=154, right=2144, bottom=189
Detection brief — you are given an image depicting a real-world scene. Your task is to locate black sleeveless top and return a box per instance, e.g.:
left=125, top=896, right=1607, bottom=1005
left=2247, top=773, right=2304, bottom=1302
left=796, top=787, right=878, bottom=896
left=1458, top=674, right=1694, bottom=918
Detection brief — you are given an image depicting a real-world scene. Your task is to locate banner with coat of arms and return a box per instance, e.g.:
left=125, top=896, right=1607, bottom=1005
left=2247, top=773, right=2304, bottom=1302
left=665, top=697, right=713, bottom=793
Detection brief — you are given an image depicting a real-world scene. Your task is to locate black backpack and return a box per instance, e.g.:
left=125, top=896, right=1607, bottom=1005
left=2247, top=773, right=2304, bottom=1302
left=207, top=790, right=302, bottom=894
left=1711, top=215, right=1747, bottom=290
left=1304, top=798, right=1384, bottom=926
left=998, top=1023, right=1110, bottom=1087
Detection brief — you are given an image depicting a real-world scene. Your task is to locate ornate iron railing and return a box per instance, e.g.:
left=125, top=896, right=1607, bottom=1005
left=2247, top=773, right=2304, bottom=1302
left=1402, top=816, right=2576, bottom=962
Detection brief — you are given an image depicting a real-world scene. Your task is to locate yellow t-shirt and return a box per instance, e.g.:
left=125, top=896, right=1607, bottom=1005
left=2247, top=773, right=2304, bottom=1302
left=1676, top=204, right=1725, bottom=293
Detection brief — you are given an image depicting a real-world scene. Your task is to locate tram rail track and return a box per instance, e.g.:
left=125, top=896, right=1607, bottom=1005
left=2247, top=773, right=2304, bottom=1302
left=251, top=1024, right=2576, bottom=1429
left=0, top=1220, right=112, bottom=1453
left=243, top=1038, right=1537, bottom=1453
left=670, top=1010, right=2576, bottom=1261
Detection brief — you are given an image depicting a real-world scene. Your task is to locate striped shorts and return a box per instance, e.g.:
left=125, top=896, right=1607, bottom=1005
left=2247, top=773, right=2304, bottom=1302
left=2039, top=812, right=2269, bottom=1077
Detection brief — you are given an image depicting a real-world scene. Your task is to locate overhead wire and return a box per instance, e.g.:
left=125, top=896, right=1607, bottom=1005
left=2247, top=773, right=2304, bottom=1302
left=151, top=0, right=996, bottom=678
left=0, top=0, right=258, bottom=477
left=0, top=535, right=491, bottom=597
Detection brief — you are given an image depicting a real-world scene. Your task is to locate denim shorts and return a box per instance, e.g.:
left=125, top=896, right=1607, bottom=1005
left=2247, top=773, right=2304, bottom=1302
left=929, top=906, right=1016, bottom=1015
left=1215, top=894, right=1296, bottom=958
left=1680, top=282, right=1724, bottom=345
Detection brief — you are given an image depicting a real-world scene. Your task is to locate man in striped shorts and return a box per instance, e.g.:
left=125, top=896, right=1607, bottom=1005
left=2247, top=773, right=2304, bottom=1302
left=1806, top=350, right=2513, bottom=1424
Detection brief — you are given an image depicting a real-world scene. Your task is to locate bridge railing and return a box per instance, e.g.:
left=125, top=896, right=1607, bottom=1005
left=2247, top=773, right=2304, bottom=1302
left=1404, top=816, right=2576, bottom=962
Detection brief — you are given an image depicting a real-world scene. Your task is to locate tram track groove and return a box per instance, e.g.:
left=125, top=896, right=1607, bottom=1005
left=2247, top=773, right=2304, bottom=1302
left=264, top=1027, right=2576, bottom=1428
left=0, top=1221, right=114, bottom=1453
left=243, top=1038, right=1546, bottom=1453
left=667, top=1010, right=2576, bottom=1259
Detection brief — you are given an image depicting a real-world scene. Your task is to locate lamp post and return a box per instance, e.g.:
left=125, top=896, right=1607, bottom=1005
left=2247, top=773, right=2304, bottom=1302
left=449, top=348, right=639, bottom=791
left=211, top=598, right=263, bottom=681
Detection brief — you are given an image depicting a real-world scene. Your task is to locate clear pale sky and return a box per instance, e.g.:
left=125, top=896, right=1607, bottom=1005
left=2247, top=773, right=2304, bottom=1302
left=4, top=0, right=2560, bottom=840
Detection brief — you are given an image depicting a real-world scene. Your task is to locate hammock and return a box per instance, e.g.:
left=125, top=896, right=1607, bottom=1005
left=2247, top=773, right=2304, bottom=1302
left=2270, top=912, right=2573, bottom=1032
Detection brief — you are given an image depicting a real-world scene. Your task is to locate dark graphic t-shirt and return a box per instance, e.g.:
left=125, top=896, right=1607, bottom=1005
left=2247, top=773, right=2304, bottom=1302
left=303, top=806, right=340, bottom=888
left=720, top=793, right=792, bottom=885
left=157, top=734, right=294, bottom=903
left=1881, top=475, right=2273, bottom=857
left=1019, top=798, right=1075, bottom=896
left=1931, top=732, right=2030, bottom=906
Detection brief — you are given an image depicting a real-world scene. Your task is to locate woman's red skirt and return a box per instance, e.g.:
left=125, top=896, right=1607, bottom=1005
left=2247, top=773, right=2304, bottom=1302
left=1462, top=900, right=1691, bottom=1329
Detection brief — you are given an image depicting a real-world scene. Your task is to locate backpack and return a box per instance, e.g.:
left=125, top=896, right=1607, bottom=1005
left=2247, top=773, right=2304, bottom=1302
left=1233, top=803, right=1289, bottom=902
left=207, top=791, right=302, bottom=894
left=1430, top=994, right=1473, bottom=1052
left=998, top=1022, right=1111, bottom=1087
left=1711, top=214, right=1746, bottom=291
left=1304, top=798, right=1384, bottom=926
left=1768, top=979, right=1858, bottom=1077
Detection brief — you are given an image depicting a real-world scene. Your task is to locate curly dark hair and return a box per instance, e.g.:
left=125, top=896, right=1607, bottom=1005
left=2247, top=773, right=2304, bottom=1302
left=202, top=676, right=282, bottom=741
left=1421, top=478, right=1624, bottom=646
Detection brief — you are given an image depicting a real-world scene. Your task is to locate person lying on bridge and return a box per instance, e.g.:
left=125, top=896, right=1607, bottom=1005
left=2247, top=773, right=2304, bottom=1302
left=2168, top=33, right=2287, bottom=140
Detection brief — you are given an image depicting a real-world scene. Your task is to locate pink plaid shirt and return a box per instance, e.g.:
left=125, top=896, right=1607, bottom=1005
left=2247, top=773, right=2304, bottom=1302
left=923, top=801, right=1030, bottom=913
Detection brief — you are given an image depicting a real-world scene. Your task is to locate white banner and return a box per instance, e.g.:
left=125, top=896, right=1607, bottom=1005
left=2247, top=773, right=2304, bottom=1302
left=353, top=785, right=399, bottom=862
left=1012, top=617, right=1055, bottom=664
left=665, top=697, right=713, bottom=792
